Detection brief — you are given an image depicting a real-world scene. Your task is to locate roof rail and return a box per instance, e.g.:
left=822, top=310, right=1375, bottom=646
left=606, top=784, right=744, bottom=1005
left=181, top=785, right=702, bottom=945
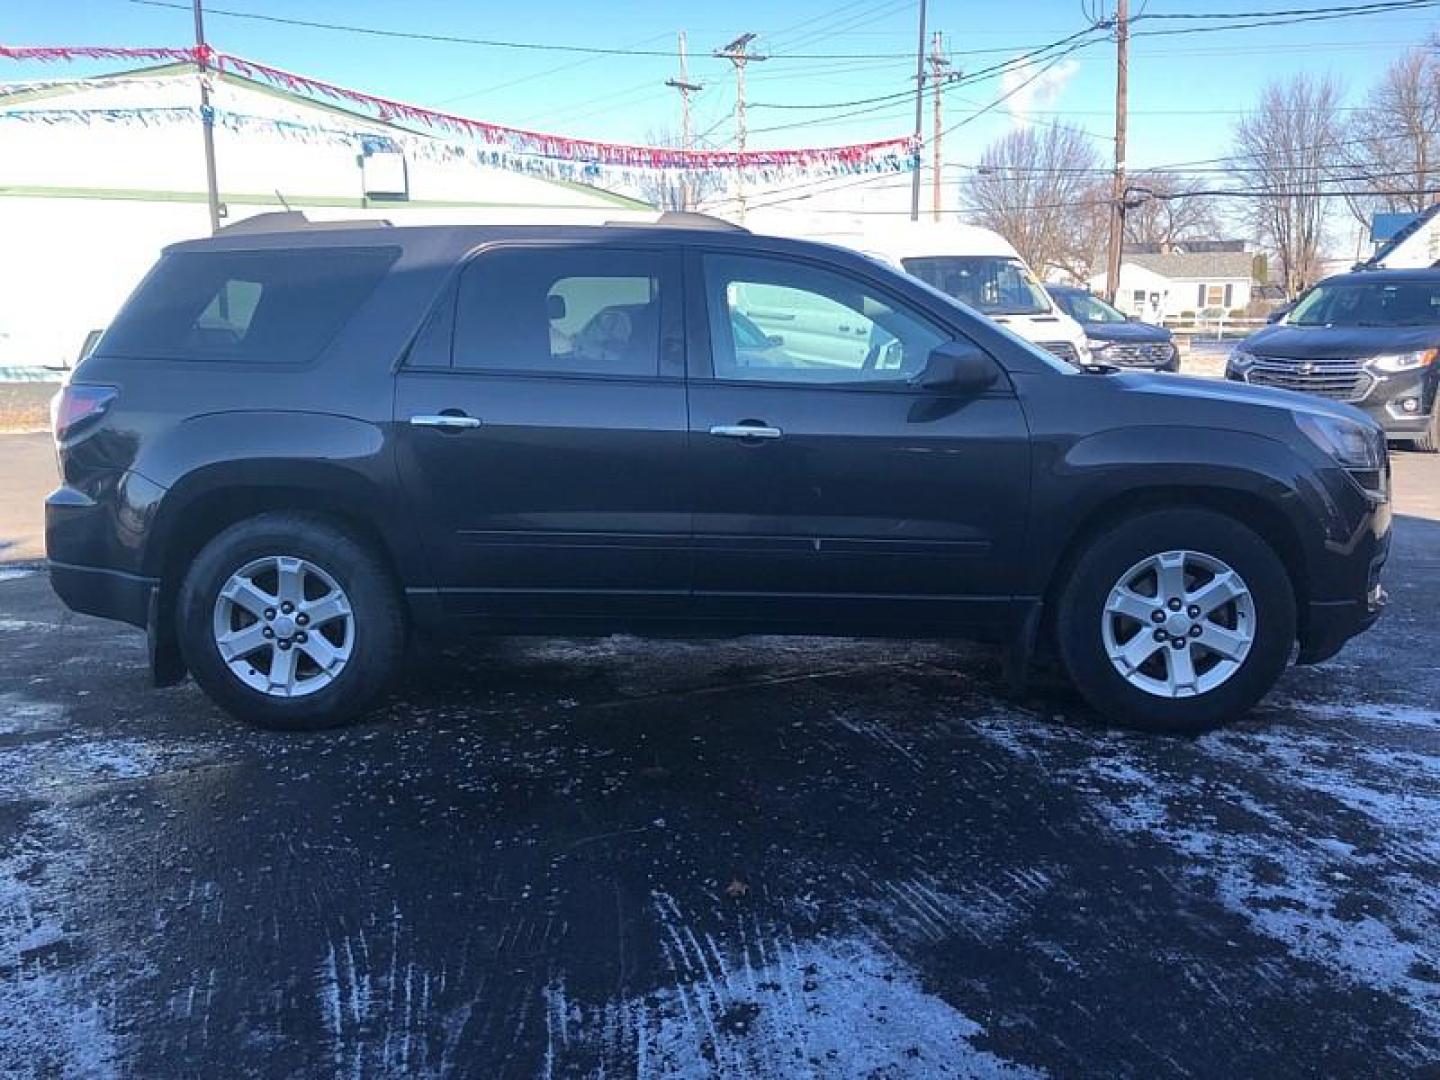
left=604, top=211, right=748, bottom=233
left=217, top=211, right=394, bottom=235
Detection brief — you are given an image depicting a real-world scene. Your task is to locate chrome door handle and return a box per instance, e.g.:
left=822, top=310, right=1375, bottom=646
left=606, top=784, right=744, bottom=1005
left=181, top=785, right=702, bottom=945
left=410, top=414, right=482, bottom=430
left=709, top=424, right=783, bottom=440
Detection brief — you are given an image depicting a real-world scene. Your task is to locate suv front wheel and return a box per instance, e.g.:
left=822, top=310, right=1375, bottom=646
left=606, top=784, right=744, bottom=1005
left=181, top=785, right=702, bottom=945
left=1055, top=508, right=1297, bottom=733
left=177, top=512, right=405, bottom=730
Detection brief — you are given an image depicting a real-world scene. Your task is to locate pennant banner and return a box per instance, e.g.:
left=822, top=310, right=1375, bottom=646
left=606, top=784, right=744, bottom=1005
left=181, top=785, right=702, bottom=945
left=0, top=45, right=198, bottom=64
left=0, top=104, right=911, bottom=191
left=0, top=44, right=918, bottom=173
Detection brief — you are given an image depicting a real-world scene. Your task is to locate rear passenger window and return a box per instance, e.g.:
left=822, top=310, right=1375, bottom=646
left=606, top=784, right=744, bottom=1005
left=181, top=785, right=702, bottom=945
left=453, top=248, right=668, bottom=377
left=99, top=248, right=398, bottom=364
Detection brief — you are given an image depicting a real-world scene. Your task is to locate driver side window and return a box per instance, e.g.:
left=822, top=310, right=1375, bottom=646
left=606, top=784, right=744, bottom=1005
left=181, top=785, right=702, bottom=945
left=703, top=253, right=946, bottom=385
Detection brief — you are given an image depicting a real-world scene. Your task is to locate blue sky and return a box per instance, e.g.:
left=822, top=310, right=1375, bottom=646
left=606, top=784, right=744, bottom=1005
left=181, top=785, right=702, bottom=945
left=3, top=0, right=1433, bottom=175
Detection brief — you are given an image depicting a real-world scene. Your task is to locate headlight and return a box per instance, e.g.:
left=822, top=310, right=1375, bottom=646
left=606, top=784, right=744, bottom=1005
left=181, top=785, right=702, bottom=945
left=1085, top=337, right=1111, bottom=353
left=1294, top=412, right=1385, bottom=472
left=1229, top=347, right=1256, bottom=372
left=1366, top=348, right=1437, bottom=374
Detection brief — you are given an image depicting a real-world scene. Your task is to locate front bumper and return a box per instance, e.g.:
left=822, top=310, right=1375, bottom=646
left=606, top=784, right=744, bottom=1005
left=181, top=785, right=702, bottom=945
left=1227, top=363, right=1435, bottom=437
left=1296, top=526, right=1390, bottom=664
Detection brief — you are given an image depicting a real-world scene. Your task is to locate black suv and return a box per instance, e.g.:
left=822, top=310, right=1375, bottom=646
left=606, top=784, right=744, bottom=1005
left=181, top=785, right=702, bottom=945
left=1047, top=285, right=1179, bottom=371
left=47, top=215, right=1391, bottom=733
left=1228, top=269, right=1440, bottom=452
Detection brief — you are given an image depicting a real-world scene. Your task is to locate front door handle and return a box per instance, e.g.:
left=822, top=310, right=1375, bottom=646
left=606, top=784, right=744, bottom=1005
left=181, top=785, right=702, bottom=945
left=709, top=424, right=783, bottom=440
left=410, top=414, right=482, bottom=430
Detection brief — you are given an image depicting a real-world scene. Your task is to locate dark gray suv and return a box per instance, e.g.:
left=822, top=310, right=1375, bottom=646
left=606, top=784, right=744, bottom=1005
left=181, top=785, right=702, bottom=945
left=47, top=214, right=1391, bottom=733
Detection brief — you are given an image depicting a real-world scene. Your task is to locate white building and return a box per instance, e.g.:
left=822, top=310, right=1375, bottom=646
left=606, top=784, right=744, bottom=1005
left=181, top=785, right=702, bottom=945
left=1089, top=252, right=1257, bottom=322
left=0, top=61, right=649, bottom=369
left=1368, top=204, right=1440, bottom=269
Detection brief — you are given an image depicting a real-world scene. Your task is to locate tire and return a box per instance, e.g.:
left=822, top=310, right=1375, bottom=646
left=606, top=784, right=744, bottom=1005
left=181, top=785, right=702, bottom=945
left=1055, top=508, right=1296, bottom=734
left=177, top=512, right=405, bottom=730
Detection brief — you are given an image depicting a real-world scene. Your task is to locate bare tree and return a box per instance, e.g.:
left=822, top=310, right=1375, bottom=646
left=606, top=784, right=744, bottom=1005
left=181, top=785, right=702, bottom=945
left=1232, top=74, right=1346, bottom=297
left=1344, top=49, right=1440, bottom=218
left=1122, top=171, right=1221, bottom=250
left=634, top=129, right=724, bottom=212
left=966, top=124, right=1107, bottom=280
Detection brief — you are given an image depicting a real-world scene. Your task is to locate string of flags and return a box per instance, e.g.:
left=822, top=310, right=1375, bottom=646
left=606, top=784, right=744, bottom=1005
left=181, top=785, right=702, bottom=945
left=0, top=44, right=919, bottom=182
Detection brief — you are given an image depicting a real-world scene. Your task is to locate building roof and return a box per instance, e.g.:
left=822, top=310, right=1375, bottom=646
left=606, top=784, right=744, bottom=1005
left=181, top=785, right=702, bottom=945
left=1123, top=251, right=1255, bottom=280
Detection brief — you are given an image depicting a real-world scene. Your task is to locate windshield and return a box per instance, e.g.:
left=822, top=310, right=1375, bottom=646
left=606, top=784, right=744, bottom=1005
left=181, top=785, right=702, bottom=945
left=1055, top=290, right=1128, bottom=324
left=1287, top=280, right=1440, bottom=328
left=901, top=255, right=1052, bottom=317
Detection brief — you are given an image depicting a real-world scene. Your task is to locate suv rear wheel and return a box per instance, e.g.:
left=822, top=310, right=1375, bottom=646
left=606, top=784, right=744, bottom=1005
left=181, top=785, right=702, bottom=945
left=177, top=513, right=404, bottom=730
left=1055, top=508, right=1296, bottom=733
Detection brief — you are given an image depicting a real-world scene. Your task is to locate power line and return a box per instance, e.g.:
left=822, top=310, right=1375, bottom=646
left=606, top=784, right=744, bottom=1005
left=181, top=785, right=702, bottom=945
left=124, top=0, right=928, bottom=59
left=750, top=23, right=1106, bottom=112
left=748, top=27, right=1109, bottom=136
left=432, top=31, right=673, bottom=107
left=1133, top=0, right=1437, bottom=20
left=747, top=1, right=1436, bottom=128
left=744, top=185, right=1440, bottom=215
left=1130, top=0, right=1440, bottom=36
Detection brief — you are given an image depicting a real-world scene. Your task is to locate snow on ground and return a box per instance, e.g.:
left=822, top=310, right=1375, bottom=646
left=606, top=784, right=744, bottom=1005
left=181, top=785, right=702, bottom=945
left=975, top=694, right=1440, bottom=1046
left=0, top=808, right=119, bottom=1078
left=539, top=892, right=1042, bottom=1079
left=0, top=569, right=37, bottom=584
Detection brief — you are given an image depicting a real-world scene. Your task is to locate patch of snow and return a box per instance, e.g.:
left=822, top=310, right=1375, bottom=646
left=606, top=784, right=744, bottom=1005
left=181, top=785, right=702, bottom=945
left=0, top=735, right=213, bottom=802
left=0, top=568, right=36, bottom=583
left=0, top=811, right=118, bottom=1077
left=0, top=618, right=55, bottom=632
left=975, top=702, right=1440, bottom=1035
left=539, top=893, right=1043, bottom=1078
left=0, top=693, right=68, bottom=736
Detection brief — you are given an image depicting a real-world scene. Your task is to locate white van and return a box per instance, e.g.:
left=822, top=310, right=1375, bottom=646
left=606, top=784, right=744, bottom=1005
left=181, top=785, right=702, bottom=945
left=750, top=217, right=1091, bottom=366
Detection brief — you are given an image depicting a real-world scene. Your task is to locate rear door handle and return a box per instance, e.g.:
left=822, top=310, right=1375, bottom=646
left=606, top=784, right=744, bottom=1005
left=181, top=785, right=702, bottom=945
left=709, top=424, right=783, bottom=440
left=410, top=414, right=482, bottom=430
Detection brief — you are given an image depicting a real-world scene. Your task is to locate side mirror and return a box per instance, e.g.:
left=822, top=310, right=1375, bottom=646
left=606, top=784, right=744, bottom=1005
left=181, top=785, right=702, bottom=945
left=912, top=340, right=999, bottom=394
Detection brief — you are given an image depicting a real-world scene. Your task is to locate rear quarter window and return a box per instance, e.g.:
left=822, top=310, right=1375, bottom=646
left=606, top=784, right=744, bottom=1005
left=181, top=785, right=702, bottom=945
left=98, top=247, right=399, bottom=364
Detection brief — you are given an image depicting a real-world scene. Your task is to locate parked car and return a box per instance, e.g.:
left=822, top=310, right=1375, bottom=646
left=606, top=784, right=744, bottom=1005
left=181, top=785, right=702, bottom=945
left=1047, top=285, right=1179, bottom=371
left=1228, top=269, right=1440, bottom=452
left=48, top=213, right=1390, bottom=734
left=751, top=218, right=1093, bottom=367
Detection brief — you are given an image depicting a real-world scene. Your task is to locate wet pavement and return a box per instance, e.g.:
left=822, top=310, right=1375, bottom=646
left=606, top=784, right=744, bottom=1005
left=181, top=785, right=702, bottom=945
left=1, top=453, right=1438, bottom=1078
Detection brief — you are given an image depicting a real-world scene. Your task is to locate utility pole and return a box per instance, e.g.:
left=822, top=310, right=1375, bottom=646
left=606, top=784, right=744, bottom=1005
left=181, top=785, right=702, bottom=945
left=192, top=0, right=223, bottom=234
left=715, top=33, right=764, bottom=223
left=666, top=31, right=703, bottom=211
left=908, top=0, right=928, bottom=221
left=1104, top=0, right=1129, bottom=303
left=928, top=31, right=951, bottom=222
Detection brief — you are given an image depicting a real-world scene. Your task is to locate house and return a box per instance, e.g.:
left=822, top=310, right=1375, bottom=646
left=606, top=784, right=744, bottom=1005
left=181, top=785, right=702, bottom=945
left=0, top=60, right=649, bottom=369
left=1089, top=251, right=1257, bottom=322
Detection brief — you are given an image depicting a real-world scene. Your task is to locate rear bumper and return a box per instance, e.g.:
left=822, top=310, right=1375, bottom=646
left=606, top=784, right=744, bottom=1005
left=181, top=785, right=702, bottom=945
left=48, top=560, right=155, bottom=630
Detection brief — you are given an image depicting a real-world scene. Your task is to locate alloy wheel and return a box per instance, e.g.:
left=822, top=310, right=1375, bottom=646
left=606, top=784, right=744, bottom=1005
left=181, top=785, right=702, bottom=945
left=1100, top=549, right=1256, bottom=699
left=211, top=555, right=355, bottom=698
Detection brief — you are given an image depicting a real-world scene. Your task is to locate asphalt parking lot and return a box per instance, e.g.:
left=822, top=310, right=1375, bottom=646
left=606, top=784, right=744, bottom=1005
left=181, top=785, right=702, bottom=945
left=2, top=440, right=1439, bottom=1077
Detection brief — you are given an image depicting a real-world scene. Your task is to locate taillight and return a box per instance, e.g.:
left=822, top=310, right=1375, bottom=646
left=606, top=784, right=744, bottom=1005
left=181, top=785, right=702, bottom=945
left=50, top=384, right=118, bottom=441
